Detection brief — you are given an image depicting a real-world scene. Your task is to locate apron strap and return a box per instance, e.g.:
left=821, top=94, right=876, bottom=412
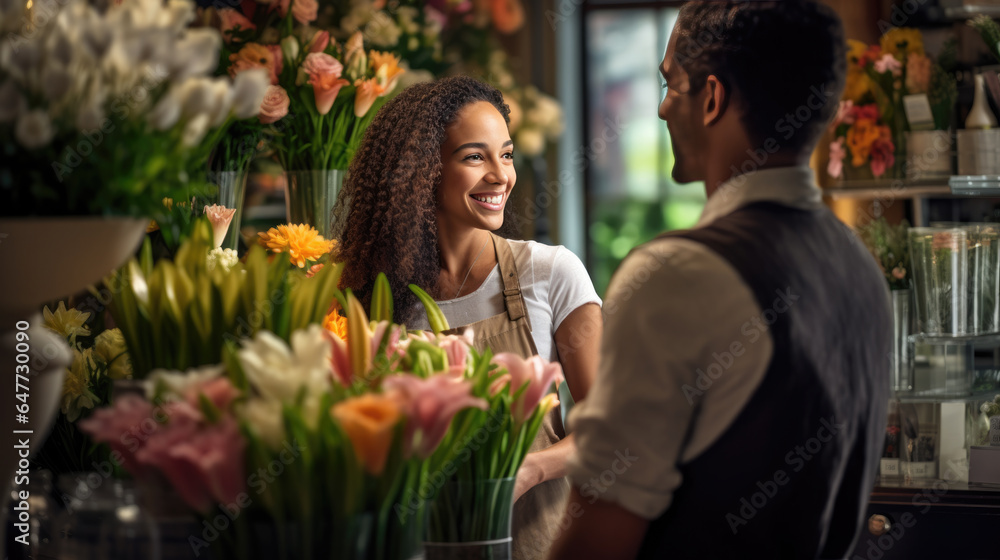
left=491, top=233, right=532, bottom=330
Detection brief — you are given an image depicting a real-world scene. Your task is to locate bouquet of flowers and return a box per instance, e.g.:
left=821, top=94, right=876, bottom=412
left=32, top=302, right=132, bottom=474
left=829, top=28, right=955, bottom=181
left=856, top=217, right=911, bottom=291
left=80, top=270, right=562, bottom=559
left=0, top=0, right=269, bottom=217
left=101, top=218, right=340, bottom=378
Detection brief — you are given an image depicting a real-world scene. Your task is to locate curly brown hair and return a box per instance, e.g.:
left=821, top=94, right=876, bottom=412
left=333, top=75, right=513, bottom=324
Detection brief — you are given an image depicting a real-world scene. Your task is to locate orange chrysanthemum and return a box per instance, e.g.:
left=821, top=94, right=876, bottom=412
left=256, top=224, right=336, bottom=268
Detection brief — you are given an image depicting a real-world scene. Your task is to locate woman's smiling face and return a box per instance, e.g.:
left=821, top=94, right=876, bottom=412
left=437, top=101, right=515, bottom=233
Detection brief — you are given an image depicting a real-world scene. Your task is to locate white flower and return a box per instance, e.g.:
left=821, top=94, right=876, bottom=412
left=396, top=6, right=420, bottom=34
left=147, top=364, right=226, bottom=401
left=181, top=112, right=210, bottom=147
left=179, top=77, right=214, bottom=119
left=206, top=77, right=234, bottom=127
left=396, top=68, right=434, bottom=92
left=364, top=12, right=402, bottom=47
left=0, top=80, right=26, bottom=123
left=148, top=85, right=182, bottom=130
left=237, top=325, right=331, bottom=405
left=160, top=0, right=195, bottom=30
left=1, top=38, right=40, bottom=85
left=238, top=398, right=285, bottom=450
left=169, top=28, right=221, bottom=81
left=45, top=32, right=75, bottom=68
left=15, top=110, right=55, bottom=150
left=504, top=93, right=523, bottom=132
left=206, top=247, right=239, bottom=272
left=280, top=36, right=300, bottom=67
left=231, top=68, right=269, bottom=119
left=340, top=4, right=375, bottom=33
left=515, top=127, right=545, bottom=158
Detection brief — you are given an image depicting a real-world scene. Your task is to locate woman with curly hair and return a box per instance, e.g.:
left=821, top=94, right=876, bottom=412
left=334, top=75, right=603, bottom=559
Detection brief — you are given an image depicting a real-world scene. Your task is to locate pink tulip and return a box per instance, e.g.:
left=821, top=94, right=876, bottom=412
left=217, top=8, right=256, bottom=44
left=383, top=374, right=488, bottom=458
left=491, top=353, right=564, bottom=425
left=302, top=53, right=350, bottom=115
left=78, top=394, right=157, bottom=475
left=308, top=30, right=329, bottom=54
left=266, top=44, right=284, bottom=80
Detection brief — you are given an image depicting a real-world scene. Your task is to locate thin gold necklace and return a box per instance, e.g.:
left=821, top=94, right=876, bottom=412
left=454, top=236, right=490, bottom=299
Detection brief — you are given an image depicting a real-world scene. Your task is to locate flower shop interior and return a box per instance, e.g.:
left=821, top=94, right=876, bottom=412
left=5, top=0, right=1000, bottom=558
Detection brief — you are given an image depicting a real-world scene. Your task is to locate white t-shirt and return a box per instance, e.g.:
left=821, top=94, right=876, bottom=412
left=408, top=239, right=601, bottom=362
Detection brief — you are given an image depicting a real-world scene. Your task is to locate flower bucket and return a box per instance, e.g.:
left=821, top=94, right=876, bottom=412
left=425, top=477, right=515, bottom=560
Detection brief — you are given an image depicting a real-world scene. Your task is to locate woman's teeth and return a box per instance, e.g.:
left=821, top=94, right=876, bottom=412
left=472, top=194, right=503, bottom=204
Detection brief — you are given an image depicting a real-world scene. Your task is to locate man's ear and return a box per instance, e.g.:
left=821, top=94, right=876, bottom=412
left=702, top=75, right=729, bottom=127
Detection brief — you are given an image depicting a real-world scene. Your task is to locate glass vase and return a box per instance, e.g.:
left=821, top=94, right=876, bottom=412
left=52, top=475, right=160, bottom=560
left=890, top=289, right=913, bottom=391
left=209, top=169, right=251, bottom=251
left=425, top=477, right=515, bottom=560
left=284, top=169, right=346, bottom=240
left=909, top=227, right=969, bottom=335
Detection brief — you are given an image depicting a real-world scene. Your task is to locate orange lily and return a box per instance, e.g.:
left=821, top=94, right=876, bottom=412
left=331, top=394, right=401, bottom=475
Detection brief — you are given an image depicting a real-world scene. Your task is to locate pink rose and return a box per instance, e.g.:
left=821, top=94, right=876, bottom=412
left=301, top=53, right=349, bottom=115
left=217, top=8, right=256, bottom=44
left=291, top=0, right=317, bottom=25
left=258, top=85, right=289, bottom=124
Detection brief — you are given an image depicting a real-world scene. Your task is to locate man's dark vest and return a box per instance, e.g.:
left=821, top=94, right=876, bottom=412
left=637, top=202, right=891, bottom=559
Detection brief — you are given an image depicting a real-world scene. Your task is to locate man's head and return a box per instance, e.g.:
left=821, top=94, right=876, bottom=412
left=660, top=1, right=846, bottom=184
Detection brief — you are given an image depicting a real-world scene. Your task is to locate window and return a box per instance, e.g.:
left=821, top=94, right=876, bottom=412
left=582, top=5, right=706, bottom=295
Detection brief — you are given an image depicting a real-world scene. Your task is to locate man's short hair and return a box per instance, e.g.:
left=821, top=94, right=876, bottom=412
left=674, top=1, right=846, bottom=153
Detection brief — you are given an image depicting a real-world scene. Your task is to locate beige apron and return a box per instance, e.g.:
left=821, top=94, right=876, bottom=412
left=442, top=233, right=568, bottom=560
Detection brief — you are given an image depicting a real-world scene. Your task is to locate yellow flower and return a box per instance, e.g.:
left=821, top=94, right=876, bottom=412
left=843, top=40, right=872, bottom=102
left=332, top=394, right=401, bottom=475
left=256, top=224, right=336, bottom=268
left=94, top=328, right=132, bottom=380
left=43, top=302, right=91, bottom=341
left=62, top=348, right=102, bottom=422
left=880, top=28, right=924, bottom=59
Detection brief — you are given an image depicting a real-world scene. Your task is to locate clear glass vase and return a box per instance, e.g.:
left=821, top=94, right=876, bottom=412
left=890, top=289, right=913, bottom=391
left=425, top=477, right=515, bottom=560
left=284, top=169, right=346, bottom=240
left=209, top=168, right=251, bottom=251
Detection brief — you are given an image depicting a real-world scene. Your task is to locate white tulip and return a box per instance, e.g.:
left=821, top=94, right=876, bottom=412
left=180, top=112, right=210, bottom=147
left=179, top=77, right=214, bottom=120
left=0, top=80, right=26, bottom=123
left=230, top=68, right=269, bottom=119
left=169, top=28, right=221, bottom=81
left=160, top=0, right=195, bottom=30
left=0, top=38, right=40, bottom=86
left=206, top=77, right=233, bottom=127
left=41, top=64, right=72, bottom=102
left=45, top=29, right=74, bottom=67
left=148, top=86, right=182, bottom=130
left=81, top=18, right=115, bottom=60
left=15, top=110, right=55, bottom=150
